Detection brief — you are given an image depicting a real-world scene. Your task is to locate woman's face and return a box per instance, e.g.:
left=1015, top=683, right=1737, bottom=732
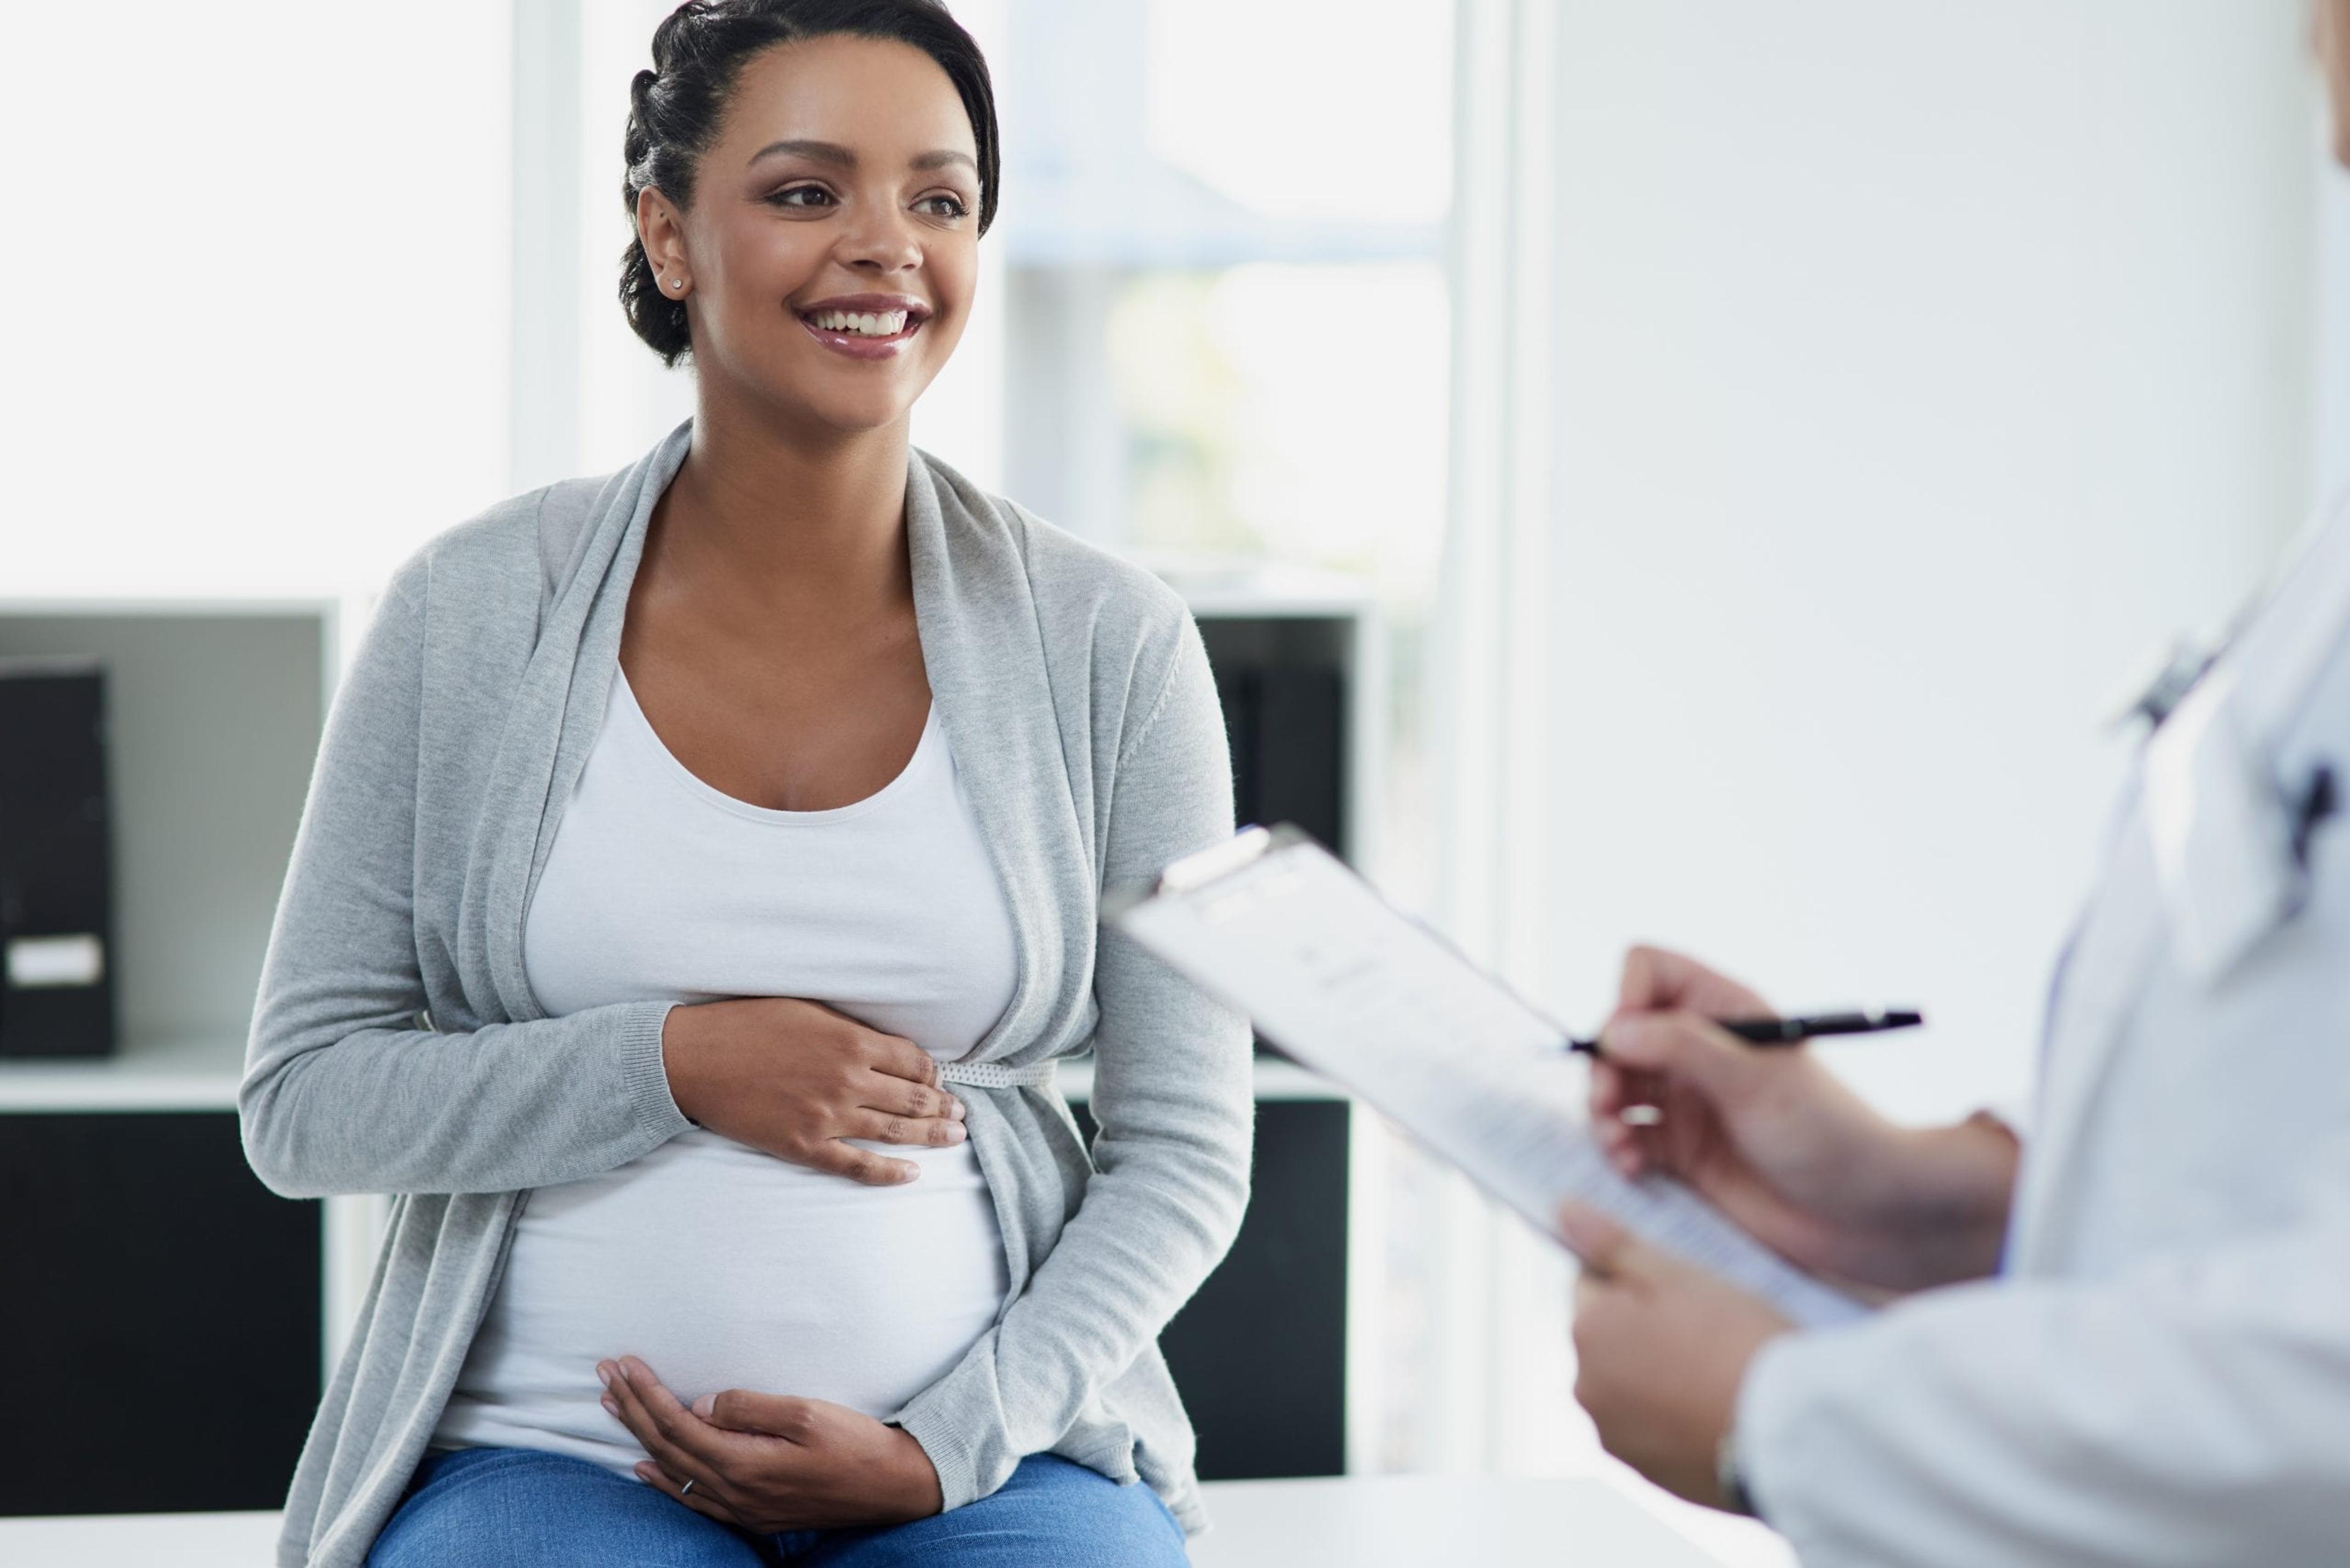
left=642, top=35, right=982, bottom=438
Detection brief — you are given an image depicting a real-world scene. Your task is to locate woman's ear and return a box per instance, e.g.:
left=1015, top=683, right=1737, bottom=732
left=637, top=187, right=692, bottom=295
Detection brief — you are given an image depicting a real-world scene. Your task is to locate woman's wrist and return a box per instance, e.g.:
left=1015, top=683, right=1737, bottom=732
left=883, top=1425, right=946, bottom=1519
left=658, top=1003, right=707, bottom=1127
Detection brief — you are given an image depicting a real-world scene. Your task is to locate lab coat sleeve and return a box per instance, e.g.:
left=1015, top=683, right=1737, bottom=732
left=1738, top=1141, right=2350, bottom=1567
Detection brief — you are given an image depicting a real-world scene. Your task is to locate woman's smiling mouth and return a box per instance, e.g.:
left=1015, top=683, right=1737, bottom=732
left=797, top=295, right=930, bottom=360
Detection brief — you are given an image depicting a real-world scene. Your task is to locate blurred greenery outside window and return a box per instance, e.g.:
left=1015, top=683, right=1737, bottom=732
left=996, top=0, right=1455, bottom=596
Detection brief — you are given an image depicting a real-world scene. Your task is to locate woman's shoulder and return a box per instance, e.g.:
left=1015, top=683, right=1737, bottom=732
left=916, top=449, right=1196, bottom=662
left=381, top=473, right=617, bottom=620
left=396, top=477, right=595, bottom=588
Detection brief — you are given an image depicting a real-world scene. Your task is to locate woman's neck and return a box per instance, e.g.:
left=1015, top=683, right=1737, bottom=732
left=658, top=393, right=914, bottom=610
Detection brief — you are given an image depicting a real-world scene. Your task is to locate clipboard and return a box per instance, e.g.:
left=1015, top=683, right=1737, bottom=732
left=1107, top=825, right=1868, bottom=1327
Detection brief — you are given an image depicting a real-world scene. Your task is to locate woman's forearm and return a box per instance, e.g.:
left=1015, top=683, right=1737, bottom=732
left=239, top=1001, right=685, bottom=1198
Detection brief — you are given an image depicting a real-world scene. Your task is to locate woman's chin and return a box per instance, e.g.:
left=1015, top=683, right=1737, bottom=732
left=762, top=383, right=925, bottom=441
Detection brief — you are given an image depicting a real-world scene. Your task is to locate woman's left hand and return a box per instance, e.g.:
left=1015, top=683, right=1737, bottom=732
left=1558, top=1203, right=1796, bottom=1509
left=597, top=1357, right=944, bottom=1533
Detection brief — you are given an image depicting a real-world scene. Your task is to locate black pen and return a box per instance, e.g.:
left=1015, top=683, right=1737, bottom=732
left=1567, top=1008, right=1923, bottom=1055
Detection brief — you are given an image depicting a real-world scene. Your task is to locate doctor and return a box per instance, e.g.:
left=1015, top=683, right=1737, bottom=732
left=1557, top=5, right=2350, bottom=1563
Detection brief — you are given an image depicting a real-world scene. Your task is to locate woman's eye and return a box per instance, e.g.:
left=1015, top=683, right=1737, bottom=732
left=919, top=194, right=971, bottom=220
left=767, top=185, right=834, bottom=211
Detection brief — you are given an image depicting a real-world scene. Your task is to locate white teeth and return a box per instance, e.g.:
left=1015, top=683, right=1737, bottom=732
left=811, top=308, right=910, bottom=337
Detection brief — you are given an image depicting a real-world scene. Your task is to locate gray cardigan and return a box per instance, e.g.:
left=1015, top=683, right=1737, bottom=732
left=239, top=422, right=1253, bottom=1567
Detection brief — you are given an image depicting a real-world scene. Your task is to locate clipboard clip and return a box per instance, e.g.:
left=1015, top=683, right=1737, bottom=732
left=1100, top=824, right=1292, bottom=925
left=1159, top=824, right=1279, bottom=893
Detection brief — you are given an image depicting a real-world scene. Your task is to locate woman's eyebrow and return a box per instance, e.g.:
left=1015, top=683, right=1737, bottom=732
left=747, top=138, right=975, bottom=175
left=750, top=137, right=854, bottom=168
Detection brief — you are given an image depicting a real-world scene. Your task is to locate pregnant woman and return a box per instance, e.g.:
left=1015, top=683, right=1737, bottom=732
left=237, top=4, right=1251, bottom=1564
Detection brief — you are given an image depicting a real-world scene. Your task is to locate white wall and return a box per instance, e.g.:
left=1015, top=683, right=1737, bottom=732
left=2315, top=161, right=2350, bottom=503
left=1, top=2, right=511, bottom=600
left=1529, top=0, right=2322, bottom=1123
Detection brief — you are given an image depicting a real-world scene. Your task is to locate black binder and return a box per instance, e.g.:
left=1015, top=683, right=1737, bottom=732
left=0, top=659, right=116, bottom=1058
left=1215, top=665, right=1345, bottom=857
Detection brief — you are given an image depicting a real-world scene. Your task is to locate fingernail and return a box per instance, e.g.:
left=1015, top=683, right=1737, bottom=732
left=595, top=1362, right=614, bottom=1387
left=602, top=1395, right=619, bottom=1416
left=693, top=1393, right=716, bottom=1418
left=635, top=1463, right=655, bottom=1482
left=950, top=1098, right=966, bottom=1120
left=947, top=1122, right=966, bottom=1143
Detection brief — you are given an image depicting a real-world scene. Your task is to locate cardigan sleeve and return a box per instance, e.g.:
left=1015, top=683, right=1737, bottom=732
left=239, top=551, right=691, bottom=1200
left=890, top=611, right=1256, bottom=1508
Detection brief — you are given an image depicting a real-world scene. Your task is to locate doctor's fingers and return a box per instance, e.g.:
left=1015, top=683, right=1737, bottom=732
left=1559, top=1201, right=1647, bottom=1283
left=1592, top=1092, right=1663, bottom=1179
left=1589, top=1056, right=1634, bottom=1116
left=1595, top=1013, right=1761, bottom=1105
left=1590, top=1060, right=1672, bottom=1177
left=1562, top=1203, right=1710, bottom=1295
left=1615, top=945, right=1771, bottom=1019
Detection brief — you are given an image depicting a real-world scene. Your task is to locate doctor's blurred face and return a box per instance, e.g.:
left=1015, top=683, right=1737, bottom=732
left=2318, top=0, right=2350, bottom=165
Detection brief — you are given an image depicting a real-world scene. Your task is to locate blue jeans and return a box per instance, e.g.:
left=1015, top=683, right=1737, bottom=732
left=365, top=1445, right=1189, bottom=1567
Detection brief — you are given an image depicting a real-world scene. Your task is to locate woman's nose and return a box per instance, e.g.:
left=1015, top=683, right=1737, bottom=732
left=835, top=206, right=922, bottom=275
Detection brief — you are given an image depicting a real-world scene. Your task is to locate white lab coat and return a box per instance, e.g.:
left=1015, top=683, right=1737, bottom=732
left=1736, top=505, right=2350, bottom=1566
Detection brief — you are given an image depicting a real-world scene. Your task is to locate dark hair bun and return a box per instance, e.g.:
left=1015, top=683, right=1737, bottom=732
left=619, top=0, right=1001, bottom=366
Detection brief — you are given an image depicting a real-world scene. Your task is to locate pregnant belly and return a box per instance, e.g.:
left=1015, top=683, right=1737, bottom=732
left=436, top=1129, right=1007, bottom=1472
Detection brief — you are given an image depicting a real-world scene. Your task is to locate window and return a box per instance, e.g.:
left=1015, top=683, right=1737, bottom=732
left=994, top=0, right=1453, bottom=592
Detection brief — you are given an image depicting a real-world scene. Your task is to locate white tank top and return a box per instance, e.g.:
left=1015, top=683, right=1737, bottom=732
left=433, top=666, right=1017, bottom=1474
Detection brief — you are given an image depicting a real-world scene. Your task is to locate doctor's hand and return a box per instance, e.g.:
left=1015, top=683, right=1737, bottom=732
left=1559, top=1203, right=1792, bottom=1509
left=1594, top=946, right=2016, bottom=1293
left=597, top=1356, right=944, bottom=1533
left=660, top=998, right=967, bottom=1185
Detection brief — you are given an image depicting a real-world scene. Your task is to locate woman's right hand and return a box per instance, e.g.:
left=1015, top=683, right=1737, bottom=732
left=1592, top=946, right=2017, bottom=1293
left=659, top=998, right=966, bottom=1185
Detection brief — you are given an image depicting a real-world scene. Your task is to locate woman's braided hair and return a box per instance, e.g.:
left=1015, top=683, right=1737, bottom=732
left=620, top=0, right=1001, bottom=366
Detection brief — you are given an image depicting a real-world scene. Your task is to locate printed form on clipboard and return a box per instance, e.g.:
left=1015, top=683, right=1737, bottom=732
left=1105, top=825, right=1870, bottom=1328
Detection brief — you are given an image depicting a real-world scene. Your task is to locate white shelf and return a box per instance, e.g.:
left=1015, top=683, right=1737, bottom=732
left=0, top=1035, right=245, bottom=1113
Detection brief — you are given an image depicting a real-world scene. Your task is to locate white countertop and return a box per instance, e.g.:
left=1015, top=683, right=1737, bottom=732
left=0, top=1041, right=1344, bottom=1113
left=0, top=1474, right=1767, bottom=1567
